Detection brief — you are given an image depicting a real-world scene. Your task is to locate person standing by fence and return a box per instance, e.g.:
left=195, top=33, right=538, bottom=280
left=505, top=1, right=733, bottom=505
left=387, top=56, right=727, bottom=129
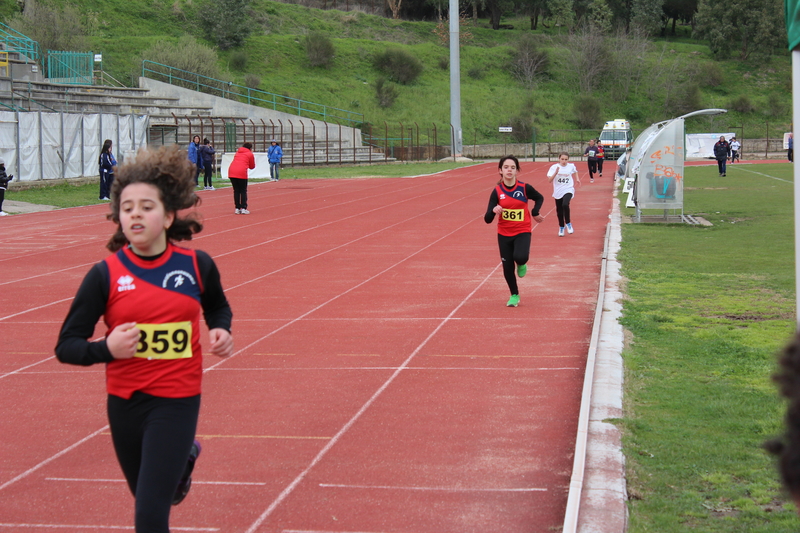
left=229, top=142, right=255, bottom=215
left=187, top=136, right=204, bottom=187
left=99, top=139, right=117, bottom=201
left=199, top=139, right=216, bottom=190
left=268, top=140, right=283, bottom=182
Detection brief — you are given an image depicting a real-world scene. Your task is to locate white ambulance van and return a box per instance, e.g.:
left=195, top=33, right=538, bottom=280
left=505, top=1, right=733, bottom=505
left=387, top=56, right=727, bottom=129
left=598, top=119, right=633, bottom=159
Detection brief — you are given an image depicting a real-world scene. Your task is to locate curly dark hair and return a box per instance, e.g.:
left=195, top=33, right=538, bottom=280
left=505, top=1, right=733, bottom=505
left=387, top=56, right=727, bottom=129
left=765, top=331, right=800, bottom=500
left=106, top=145, right=202, bottom=252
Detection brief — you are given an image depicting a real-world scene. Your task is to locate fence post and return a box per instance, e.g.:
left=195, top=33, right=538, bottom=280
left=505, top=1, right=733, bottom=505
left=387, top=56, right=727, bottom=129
left=766, top=121, right=769, bottom=159
left=400, top=122, right=404, bottom=162
left=433, top=123, right=437, bottom=161
left=288, top=120, right=294, bottom=167
left=384, top=121, right=389, bottom=163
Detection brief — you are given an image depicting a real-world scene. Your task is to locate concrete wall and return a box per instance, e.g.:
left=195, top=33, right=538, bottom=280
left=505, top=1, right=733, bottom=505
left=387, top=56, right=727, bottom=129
left=139, top=77, right=362, bottom=145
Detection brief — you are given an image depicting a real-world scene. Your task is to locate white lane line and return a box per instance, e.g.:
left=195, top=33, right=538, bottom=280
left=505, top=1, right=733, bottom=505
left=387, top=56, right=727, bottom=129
left=0, top=426, right=109, bottom=492
left=0, top=297, right=74, bottom=322
left=244, top=263, right=500, bottom=533
left=209, top=367, right=581, bottom=372
left=0, top=356, right=56, bottom=380
left=46, top=477, right=266, bottom=486
left=0, top=524, right=218, bottom=531
left=729, top=165, right=792, bottom=183
left=319, top=483, right=547, bottom=492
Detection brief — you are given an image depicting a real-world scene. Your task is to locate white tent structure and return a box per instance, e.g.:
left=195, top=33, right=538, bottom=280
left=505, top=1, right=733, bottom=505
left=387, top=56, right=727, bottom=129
left=625, top=109, right=726, bottom=223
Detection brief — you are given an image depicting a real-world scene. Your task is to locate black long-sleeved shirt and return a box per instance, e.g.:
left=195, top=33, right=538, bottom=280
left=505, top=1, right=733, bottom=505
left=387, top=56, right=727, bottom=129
left=55, top=249, right=232, bottom=366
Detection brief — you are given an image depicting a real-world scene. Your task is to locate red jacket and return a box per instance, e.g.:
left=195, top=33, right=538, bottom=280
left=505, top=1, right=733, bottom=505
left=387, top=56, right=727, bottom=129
left=228, top=146, right=255, bottom=179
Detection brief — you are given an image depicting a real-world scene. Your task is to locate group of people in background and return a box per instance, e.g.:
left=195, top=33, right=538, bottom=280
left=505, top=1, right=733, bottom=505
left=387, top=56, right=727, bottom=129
left=186, top=137, right=282, bottom=215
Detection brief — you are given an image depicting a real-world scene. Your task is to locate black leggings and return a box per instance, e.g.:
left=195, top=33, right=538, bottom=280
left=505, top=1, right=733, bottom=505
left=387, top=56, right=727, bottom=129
left=203, top=165, right=213, bottom=187
left=587, top=160, right=597, bottom=180
left=497, top=232, right=531, bottom=296
left=230, top=178, right=248, bottom=209
left=108, top=392, right=200, bottom=533
left=597, top=158, right=604, bottom=174
left=555, top=193, right=573, bottom=227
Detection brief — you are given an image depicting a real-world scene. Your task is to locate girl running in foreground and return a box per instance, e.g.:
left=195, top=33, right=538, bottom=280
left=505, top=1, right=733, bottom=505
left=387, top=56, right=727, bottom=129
left=547, top=152, right=581, bottom=237
left=55, top=145, right=234, bottom=533
left=484, top=155, right=545, bottom=307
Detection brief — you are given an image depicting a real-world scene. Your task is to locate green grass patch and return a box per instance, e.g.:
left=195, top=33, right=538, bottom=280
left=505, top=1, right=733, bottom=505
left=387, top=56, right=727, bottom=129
left=619, top=163, right=800, bottom=531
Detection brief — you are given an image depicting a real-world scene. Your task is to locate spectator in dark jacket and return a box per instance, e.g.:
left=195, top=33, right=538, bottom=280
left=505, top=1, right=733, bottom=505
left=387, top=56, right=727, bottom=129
left=713, top=136, right=730, bottom=177
left=187, top=135, right=204, bottom=187
left=0, top=158, right=13, bottom=216
left=199, top=138, right=216, bottom=190
left=99, top=139, right=117, bottom=200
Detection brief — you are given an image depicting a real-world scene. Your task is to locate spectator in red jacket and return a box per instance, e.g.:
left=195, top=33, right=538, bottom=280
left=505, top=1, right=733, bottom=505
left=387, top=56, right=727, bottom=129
left=228, top=142, right=256, bottom=214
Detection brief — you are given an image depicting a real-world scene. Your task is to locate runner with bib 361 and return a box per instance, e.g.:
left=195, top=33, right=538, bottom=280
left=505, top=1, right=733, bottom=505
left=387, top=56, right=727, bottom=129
left=484, top=155, right=545, bottom=308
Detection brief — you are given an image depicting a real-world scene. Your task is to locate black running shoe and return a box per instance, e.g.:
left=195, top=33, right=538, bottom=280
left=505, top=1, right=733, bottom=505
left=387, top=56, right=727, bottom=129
left=173, top=440, right=201, bottom=505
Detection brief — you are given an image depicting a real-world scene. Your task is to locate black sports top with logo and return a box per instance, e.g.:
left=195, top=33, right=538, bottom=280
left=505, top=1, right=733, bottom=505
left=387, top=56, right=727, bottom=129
left=55, top=243, right=232, bottom=399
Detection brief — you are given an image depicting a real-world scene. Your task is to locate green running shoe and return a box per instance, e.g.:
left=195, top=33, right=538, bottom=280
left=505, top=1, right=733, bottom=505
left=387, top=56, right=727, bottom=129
left=507, top=294, right=520, bottom=307
left=517, top=264, right=527, bottom=278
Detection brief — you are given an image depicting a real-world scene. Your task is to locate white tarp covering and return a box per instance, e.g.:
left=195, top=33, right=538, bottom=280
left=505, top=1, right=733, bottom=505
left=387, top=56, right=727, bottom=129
left=220, top=152, right=274, bottom=180
left=0, top=111, right=148, bottom=182
left=635, top=118, right=685, bottom=210
left=685, top=133, right=736, bottom=159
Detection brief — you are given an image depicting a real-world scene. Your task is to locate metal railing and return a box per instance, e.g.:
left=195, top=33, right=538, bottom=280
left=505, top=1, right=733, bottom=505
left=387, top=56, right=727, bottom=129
left=141, top=60, right=364, bottom=128
left=0, top=21, right=41, bottom=63
left=47, top=50, right=93, bottom=85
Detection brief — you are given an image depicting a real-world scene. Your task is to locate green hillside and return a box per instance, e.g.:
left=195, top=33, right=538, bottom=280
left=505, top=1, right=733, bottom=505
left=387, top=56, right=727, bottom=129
left=0, top=0, right=791, bottom=142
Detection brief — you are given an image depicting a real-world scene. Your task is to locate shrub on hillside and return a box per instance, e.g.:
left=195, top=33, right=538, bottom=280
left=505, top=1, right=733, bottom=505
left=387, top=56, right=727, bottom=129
left=373, top=48, right=423, bottom=85
left=304, top=32, right=335, bottom=68
left=374, top=77, right=398, bottom=108
left=508, top=115, right=534, bottom=143
left=141, top=36, right=222, bottom=81
left=197, top=0, right=254, bottom=51
left=702, top=62, right=724, bottom=88
left=509, top=34, right=549, bottom=89
left=765, top=93, right=785, bottom=118
left=230, top=51, right=248, bottom=71
left=729, top=95, right=754, bottom=114
left=7, top=0, right=89, bottom=74
left=244, top=74, right=261, bottom=89
left=572, top=95, right=602, bottom=129
left=665, top=83, right=701, bottom=115
left=467, top=66, right=485, bottom=80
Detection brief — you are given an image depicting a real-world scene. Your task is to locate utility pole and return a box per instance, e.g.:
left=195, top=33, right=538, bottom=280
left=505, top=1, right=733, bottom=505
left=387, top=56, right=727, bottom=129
left=448, top=0, right=462, bottom=156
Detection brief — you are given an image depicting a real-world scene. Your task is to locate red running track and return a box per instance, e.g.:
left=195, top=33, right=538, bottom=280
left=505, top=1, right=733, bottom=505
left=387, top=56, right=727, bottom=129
left=0, top=161, right=614, bottom=533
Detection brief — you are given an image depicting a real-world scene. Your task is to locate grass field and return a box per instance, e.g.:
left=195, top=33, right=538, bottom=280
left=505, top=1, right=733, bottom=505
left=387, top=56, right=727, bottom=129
left=6, top=161, right=800, bottom=530
left=619, top=162, right=800, bottom=532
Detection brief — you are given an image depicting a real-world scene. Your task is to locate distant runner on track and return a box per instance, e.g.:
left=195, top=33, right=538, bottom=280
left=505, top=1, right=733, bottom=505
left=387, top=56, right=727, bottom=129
left=55, top=145, right=234, bottom=533
left=547, top=152, right=582, bottom=237
left=484, top=155, right=545, bottom=307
